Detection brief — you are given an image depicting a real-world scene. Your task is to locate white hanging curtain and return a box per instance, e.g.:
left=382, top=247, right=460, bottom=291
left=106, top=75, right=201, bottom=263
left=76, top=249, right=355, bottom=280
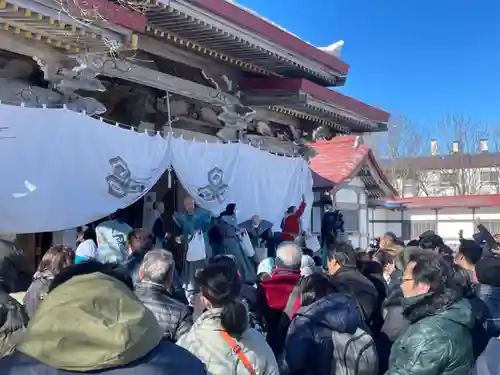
left=172, top=137, right=313, bottom=231
left=0, top=104, right=171, bottom=234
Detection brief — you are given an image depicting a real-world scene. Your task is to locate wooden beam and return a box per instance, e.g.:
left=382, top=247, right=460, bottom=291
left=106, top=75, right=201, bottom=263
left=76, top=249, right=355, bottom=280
left=80, top=54, right=241, bottom=107
left=0, top=30, right=68, bottom=63
left=241, top=90, right=307, bottom=106
left=253, top=108, right=301, bottom=128
left=137, top=35, right=233, bottom=75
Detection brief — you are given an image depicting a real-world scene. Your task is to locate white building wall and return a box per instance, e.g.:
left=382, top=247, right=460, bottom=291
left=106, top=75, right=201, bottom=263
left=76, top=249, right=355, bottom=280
left=370, top=208, right=403, bottom=240
left=311, top=177, right=371, bottom=249
left=374, top=205, right=500, bottom=245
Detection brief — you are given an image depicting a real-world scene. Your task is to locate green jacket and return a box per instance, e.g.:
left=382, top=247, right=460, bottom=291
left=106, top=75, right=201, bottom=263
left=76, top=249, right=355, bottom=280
left=18, top=272, right=163, bottom=372
left=385, top=298, right=474, bottom=375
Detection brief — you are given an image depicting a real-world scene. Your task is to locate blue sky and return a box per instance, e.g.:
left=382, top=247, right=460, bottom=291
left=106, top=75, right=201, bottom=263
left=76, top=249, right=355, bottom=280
left=235, top=0, right=500, bottom=126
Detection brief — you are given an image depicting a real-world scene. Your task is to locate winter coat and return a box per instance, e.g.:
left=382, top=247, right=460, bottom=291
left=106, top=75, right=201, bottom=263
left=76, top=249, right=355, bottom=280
left=22, top=271, right=56, bottom=319
left=177, top=308, right=278, bottom=375
left=475, top=283, right=500, bottom=337
left=330, top=267, right=379, bottom=322
left=122, top=250, right=148, bottom=285
left=385, top=298, right=474, bottom=375
left=0, top=272, right=207, bottom=374
left=381, top=284, right=408, bottom=343
left=475, top=337, right=500, bottom=375
left=241, top=283, right=267, bottom=337
left=0, top=291, right=28, bottom=357
left=279, top=293, right=362, bottom=375
left=134, top=281, right=193, bottom=343
left=281, top=202, right=306, bottom=241
left=258, top=268, right=302, bottom=353
left=0, top=240, right=32, bottom=293
left=359, top=261, right=387, bottom=334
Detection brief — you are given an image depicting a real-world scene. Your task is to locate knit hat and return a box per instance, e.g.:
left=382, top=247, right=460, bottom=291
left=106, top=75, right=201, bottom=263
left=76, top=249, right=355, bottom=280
left=257, top=257, right=275, bottom=276
left=300, top=255, right=315, bottom=276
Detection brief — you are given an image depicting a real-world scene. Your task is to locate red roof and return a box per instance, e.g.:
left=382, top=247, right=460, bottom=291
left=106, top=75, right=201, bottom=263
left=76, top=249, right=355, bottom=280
left=309, top=136, right=397, bottom=195
left=188, top=0, right=349, bottom=75
left=240, top=77, right=390, bottom=123
left=388, top=194, right=500, bottom=209
left=77, top=0, right=146, bottom=31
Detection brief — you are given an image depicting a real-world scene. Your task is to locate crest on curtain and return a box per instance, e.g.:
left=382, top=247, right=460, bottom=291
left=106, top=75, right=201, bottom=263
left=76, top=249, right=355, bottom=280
left=198, top=166, right=229, bottom=203
left=106, top=156, right=148, bottom=198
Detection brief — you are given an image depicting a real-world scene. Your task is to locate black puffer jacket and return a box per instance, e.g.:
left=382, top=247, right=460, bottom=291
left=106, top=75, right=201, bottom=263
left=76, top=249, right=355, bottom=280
left=135, top=282, right=193, bottom=343
left=279, top=293, right=362, bottom=375
left=330, top=267, right=379, bottom=322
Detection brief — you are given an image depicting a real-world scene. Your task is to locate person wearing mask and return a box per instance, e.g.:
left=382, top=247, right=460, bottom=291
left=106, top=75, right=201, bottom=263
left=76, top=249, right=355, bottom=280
left=177, top=264, right=278, bottom=375
left=258, top=242, right=302, bottom=354
left=279, top=273, right=376, bottom=375
left=280, top=195, right=306, bottom=242
left=454, top=239, right=482, bottom=282
left=122, top=229, right=155, bottom=285
left=151, top=201, right=166, bottom=247
left=216, top=203, right=256, bottom=283
left=325, top=243, right=379, bottom=325
left=23, top=245, right=75, bottom=319
left=95, top=209, right=133, bottom=263
left=0, top=261, right=207, bottom=374
left=386, top=251, right=474, bottom=375
left=135, top=249, right=193, bottom=343
left=240, top=215, right=273, bottom=260
left=75, top=226, right=97, bottom=264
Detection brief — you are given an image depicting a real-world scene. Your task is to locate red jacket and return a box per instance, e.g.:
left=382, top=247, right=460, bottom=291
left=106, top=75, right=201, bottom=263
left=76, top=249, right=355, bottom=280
left=280, top=201, right=306, bottom=241
left=260, top=268, right=302, bottom=313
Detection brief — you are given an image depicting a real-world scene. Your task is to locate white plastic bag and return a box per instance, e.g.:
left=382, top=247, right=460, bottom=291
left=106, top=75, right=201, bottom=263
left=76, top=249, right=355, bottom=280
left=255, top=247, right=268, bottom=262
left=240, top=230, right=255, bottom=257
left=186, top=232, right=206, bottom=262
left=305, top=234, right=321, bottom=252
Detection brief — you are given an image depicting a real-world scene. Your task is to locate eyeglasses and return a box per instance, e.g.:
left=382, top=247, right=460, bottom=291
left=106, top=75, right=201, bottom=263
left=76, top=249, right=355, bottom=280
left=401, top=278, right=413, bottom=283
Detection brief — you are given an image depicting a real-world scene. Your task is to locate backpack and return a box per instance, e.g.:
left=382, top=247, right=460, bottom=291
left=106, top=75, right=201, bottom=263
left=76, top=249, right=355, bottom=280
left=331, top=327, right=378, bottom=375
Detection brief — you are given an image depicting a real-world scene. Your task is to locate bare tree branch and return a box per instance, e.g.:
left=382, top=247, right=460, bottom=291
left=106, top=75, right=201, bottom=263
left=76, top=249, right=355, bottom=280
left=437, top=114, right=488, bottom=195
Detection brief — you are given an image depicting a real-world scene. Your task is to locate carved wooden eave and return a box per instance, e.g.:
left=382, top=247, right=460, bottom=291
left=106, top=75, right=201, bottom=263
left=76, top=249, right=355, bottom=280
left=145, top=0, right=347, bottom=86
left=240, top=77, right=390, bottom=134
left=0, top=0, right=139, bottom=54
left=79, top=54, right=240, bottom=107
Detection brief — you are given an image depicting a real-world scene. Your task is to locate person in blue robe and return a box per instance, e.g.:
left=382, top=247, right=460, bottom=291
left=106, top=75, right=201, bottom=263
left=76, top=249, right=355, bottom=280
left=173, top=197, right=213, bottom=299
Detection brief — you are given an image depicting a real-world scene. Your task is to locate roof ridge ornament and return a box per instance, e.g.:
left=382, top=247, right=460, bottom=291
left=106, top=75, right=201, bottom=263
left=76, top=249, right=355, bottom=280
left=318, top=40, right=344, bottom=59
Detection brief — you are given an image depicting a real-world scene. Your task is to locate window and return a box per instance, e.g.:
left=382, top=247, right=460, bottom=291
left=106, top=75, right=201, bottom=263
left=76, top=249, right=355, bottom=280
left=480, top=171, right=499, bottom=185
left=411, top=221, right=437, bottom=238
left=440, top=173, right=457, bottom=186
left=340, top=210, right=359, bottom=232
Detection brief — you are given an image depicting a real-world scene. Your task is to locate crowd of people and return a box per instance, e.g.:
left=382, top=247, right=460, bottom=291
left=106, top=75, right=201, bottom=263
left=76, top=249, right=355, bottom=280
left=0, top=200, right=499, bottom=375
